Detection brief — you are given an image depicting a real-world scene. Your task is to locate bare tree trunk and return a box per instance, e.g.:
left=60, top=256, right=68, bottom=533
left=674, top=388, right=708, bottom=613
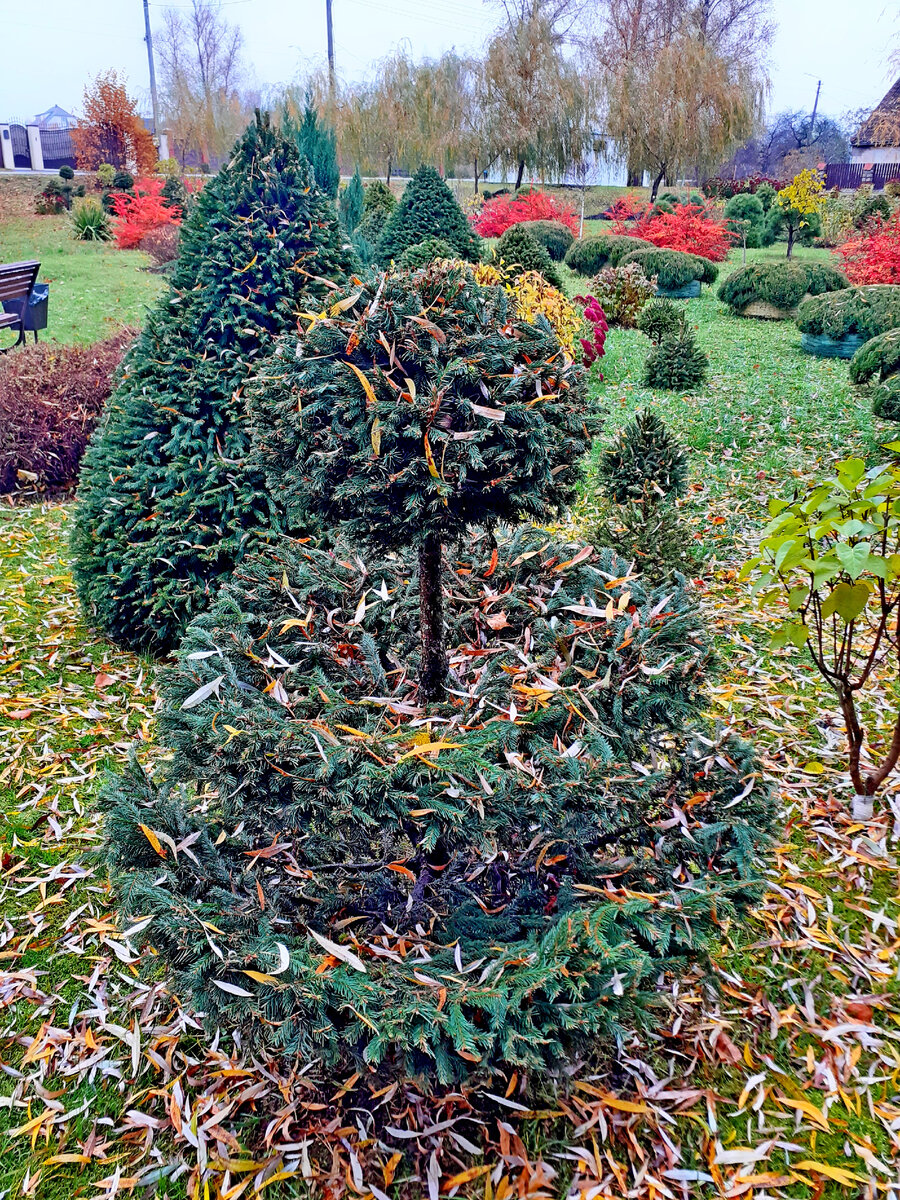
left=786, top=223, right=795, bottom=258
left=650, top=168, right=666, bottom=202
left=419, top=532, right=446, bottom=702
left=474, top=155, right=479, bottom=196
left=386, top=155, right=392, bottom=186
left=515, top=158, right=525, bottom=189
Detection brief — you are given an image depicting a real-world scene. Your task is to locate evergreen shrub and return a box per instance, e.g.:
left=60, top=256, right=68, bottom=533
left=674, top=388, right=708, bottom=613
left=378, top=165, right=481, bottom=264
left=719, top=261, right=847, bottom=314
left=493, top=224, right=562, bottom=289
left=796, top=286, right=900, bottom=341
left=284, top=103, right=339, bottom=198
left=564, top=234, right=649, bottom=275
left=644, top=327, right=709, bottom=390
left=102, top=523, right=771, bottom=1078
left=520, top=219, right=575, bottom=260
left=620, top=248, right=718, bottom=290
left=363, top=179, right=396, bottom=216
left=398, top=236, right=457, bottom=268
left=71, top=113, right=357, bottom=654
left=637, top=299, right=684, bottom=343
left=873, top=375, right=900, bottom=420
left=724, top=193, right=765, bottom=247
left=340, top=168, right=365, bottom=233
left=850, top=327, right=900, bottom=388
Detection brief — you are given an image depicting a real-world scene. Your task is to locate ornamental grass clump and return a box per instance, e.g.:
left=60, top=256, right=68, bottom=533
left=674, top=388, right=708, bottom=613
left=71, top=112, right=358, bottom=654
left=100, top=262, right=772, bottom=1082
left=378, top=165, right=481, bottom=265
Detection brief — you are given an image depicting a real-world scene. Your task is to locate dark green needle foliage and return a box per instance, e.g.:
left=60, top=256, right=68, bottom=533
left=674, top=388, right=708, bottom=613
left=797, top=286, right=900, bottom=342
left=364, top=179, right=397, bottom=217
left=71, top=112, right=357, bottom=654
left=283, top=101, right=340, bottom=198
left=637, top=299, right=685, bottom=343
left=493, top=224, right=563, bottom=289
left=850, top=327, right=900, bottom=420
left=377, top=165, right=481, bottom=264
left=589, top=408, right=698, bottom=582
left=719, top=261, right=848, bottom=314
left=340, top=167, right=365, bottom=233
left=620, top=248, right=717, bottom=290
left=644, top=325, right=709, bottom=390
left=101, top=526, right=773, bottom=1080
left=397, top=236, right=457, bottom=268
left=724, top=193, right=765, bottom=248
left=564, top=235, right=649, bottom=276
left=519, top=219, right=574, bottom=261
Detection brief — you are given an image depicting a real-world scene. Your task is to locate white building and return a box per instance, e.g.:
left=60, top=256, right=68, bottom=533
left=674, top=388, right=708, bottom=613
left=851, top=79, right=900, bottom=166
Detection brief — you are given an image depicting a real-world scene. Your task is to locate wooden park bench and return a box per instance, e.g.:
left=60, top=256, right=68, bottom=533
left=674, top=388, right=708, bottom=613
left=0, top=261, right=41, bottom=352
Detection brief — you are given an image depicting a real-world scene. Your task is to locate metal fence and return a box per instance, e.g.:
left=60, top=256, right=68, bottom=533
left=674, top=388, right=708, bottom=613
left=39, top=127, right=76, bottom=171
left=824, top=161, right=900, bottom=191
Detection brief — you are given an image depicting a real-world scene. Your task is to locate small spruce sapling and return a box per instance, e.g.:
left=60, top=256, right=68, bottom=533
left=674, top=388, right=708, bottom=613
left=340, top=167, right=365, bottom=233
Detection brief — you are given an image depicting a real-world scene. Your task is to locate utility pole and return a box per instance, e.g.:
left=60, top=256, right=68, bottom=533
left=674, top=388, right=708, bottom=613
left=142, top=0, right=160, bottom=137
left=326, top=0, right=336, bottom=95
left=808, top=79, right=821, bottom=146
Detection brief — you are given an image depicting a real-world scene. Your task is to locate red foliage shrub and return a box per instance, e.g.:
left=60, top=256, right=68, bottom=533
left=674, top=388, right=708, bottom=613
left=835, top=213, right=900, bottom=285
left=139, top=225, right=180, bottom=266
left=110, top=177, right=181, bottom=250
left=633, top=203, right=734, bottom=261
left=606, top=194, right=647, bottom=233
left=0, top=329, right=137, bottom=495
left=574, top=295, right=608, bottom=371
left=473, top=190, right=579, bottom=237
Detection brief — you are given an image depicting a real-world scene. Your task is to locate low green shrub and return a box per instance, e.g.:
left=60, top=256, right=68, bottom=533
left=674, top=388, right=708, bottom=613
left=597, top=407, right=689, bottom=503
left=363, top=178, right=397, bottom=215
left=719, top=261, right=847, bottom=314
left=796, top=286, right=900, bottom=341
left=637, top=299, right=685, bottom=343
left=724, top=193, right=765, bottom=248
left=564, top=234, right=649, bottom=275
left=644, top=327, right=709, bottom=389
left=873, top=375, right=900, bottom=420
left=620, top=248, right=718, bottom=290
left=70, top=197, right=112, bottom=241
left=755, top=182, right=777, bottom=211
left=590, top=262, right=657, bottom=327
left=520, top=219, right=575, bottom=261
left=397, top=236, right=457, bottom=268
left=494, top=224, right=562, bottom=289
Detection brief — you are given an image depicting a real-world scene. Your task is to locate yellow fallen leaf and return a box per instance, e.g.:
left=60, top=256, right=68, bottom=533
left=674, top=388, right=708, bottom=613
left=792, top=1160, right=868, bottom=1185
left=775, top=1096, right=829, bottom=1130
left=346, top=361, right=376, bottom=406
left=138, top=823, right=166, bottom=858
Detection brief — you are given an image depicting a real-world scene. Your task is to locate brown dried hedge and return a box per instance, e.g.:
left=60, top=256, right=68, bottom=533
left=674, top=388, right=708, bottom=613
left=0, top=329, right=136, bottom=496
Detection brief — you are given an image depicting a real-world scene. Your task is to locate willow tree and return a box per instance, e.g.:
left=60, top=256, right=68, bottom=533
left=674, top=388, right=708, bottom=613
left=605, top=34, right=763, bottom=198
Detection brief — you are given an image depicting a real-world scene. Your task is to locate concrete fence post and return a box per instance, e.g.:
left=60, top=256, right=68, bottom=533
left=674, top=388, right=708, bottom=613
left=26, top=125, right=44, bottom=171
left=0, top=126, right=14, bottom=171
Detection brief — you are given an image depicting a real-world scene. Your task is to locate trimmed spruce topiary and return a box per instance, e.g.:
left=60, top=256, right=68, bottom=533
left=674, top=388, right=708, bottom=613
left=493, top=224, right=562, bottom=289
left=378, top=165, right=481, bottom=264
left=849, top=328, right=900, bottom=419
left=637, top=299, right=685, bottom=343
left=719, top=261, right=847, bottom=316
left=620, top=248, right=718, bottom=291
left=564, top=234, right=649, bottom=276
left=797, top=286, right=900, bottom=342
left=644, top=326, right=709, bottom=390
left=71, top=112, right=357, bottom=654
left=101, top=519, right=772, bottom=1079
left=397, top=237, right=457, bottom=268
left=519, top=219, right=575, bottom=261
left=724, top=193, right=765, bottom=247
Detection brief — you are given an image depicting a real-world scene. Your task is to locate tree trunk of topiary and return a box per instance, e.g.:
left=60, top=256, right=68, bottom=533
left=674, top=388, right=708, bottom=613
left=419, top=532, right=446, bottom=701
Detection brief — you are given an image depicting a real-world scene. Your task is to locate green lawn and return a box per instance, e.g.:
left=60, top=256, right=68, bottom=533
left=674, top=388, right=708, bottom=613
left=0, top=234, right=898, bottom=1196
left=0, top=208, right=164, bottom=345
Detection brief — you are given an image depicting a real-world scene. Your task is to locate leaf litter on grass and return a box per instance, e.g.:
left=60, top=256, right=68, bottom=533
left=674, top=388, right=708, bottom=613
left=2, top=477, right=900, bottom=1197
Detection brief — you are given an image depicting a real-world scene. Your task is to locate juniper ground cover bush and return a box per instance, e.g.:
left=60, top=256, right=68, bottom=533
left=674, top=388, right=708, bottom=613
left=71, top=112, right=357, bottom=654
left=564, top=235, right=650, bottom=276
left=849, top=327, right=900, bottom=418
left=620, top=247, right=718, bottom=291
left=719, top=261, right=848, bottom=314
left=795, top=285, right=900, bottom=342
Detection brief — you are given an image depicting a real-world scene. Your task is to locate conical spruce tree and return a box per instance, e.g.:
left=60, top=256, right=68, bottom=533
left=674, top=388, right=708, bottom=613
left=494, top=224, right=563, bottom=290
left=339, top=167, right=364, bottom=232
left=71, top=112, right=357, bottom=653
left=283, top=101, right=340, bottom=198
left=377, top=165, right=481, bottom=264
left=597, top=407, right=689, bottom=504
left=100, top=264, right=773, bottom=1082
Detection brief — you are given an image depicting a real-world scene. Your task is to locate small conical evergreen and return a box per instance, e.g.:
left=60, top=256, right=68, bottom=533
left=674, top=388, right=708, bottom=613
left=637, top=299, right=684, bottom=344
left=284, top=101, right=340, bottom=199
left=597, top=407, right=689, bottom=504
left=339, top=167, right=364, bottom=232
left=494, top=224, right=563, bottom=289
left=644, top=326, right=709, bottom=390
left=363, top=179, right=396, bottom=216
left=71, top=112, right=357, bottom=653
left=378, top=165, right=481, bottom=264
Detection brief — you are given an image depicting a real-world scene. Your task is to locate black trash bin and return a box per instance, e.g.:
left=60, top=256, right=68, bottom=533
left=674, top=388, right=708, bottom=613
left=2, top=283, right=49, bottom=340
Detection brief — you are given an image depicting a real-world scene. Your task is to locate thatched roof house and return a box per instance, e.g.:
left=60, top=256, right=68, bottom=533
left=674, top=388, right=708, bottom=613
left=852, top=78, right=900, bottom=164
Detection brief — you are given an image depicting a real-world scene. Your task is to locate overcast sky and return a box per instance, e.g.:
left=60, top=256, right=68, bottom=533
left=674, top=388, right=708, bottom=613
left=1, top=0, right=897, bottom=127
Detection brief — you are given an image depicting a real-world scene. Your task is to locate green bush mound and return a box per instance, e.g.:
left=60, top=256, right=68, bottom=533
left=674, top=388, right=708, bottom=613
left=724, top=193, right=765, bottom=247
left=71, top=112, right=357, bottom=654
left=378, top=165, right=481, bottom=264
left=519, top=219, right=575, bottom=261
left=620, top=248, right=718, bottom=291
left=849, top=328, right=900, bottom=420
left=493, top=224, right=563, bottom=289
left=101, top=262, right=772, bottom=1081
left=796, top=286, right=900, bottom=342
left=103, top=528, right=772, bottom=1078
left=644, top=326, right=709, bottom=390
left=364, top=179, right=397, bottom=216
left=564, top=234, right=650, bottom=276
left=719, top=261, right=848, bottom=314
left=637, top=299, right=685, bottom=343
left=397, top=236, right=457, bottom=268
